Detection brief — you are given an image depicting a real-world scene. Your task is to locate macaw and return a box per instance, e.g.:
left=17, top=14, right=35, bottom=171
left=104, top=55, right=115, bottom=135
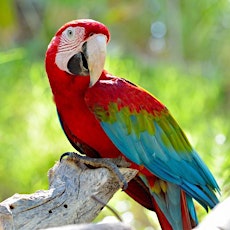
left=45, top=19, right=220, bottom=229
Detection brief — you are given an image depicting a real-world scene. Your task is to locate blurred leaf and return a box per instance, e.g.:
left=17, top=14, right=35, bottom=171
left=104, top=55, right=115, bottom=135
left=0, top=0, right=15, bottom=28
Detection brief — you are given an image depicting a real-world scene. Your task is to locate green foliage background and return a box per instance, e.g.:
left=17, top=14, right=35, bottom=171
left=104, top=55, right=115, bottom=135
left=0, top=0, right=230, bottom=229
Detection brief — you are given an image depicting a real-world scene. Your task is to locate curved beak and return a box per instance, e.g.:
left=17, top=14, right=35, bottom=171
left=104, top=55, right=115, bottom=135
left=86, top=34, right=107, bottom=87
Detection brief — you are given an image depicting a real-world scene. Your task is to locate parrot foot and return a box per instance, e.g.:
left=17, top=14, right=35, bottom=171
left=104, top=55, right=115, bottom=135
left=60, top=152, right=130, bottom=190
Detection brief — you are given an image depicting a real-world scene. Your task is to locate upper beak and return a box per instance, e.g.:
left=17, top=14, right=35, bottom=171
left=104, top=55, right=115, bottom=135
left=86, top=34, right=107, bottom=87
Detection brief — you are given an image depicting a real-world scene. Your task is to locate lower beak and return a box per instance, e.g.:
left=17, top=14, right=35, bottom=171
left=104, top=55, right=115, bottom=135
left=86, top=34, right=107, bottom=87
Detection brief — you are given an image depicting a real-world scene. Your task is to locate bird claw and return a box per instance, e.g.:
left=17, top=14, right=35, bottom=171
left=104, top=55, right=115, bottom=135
left=60, top=152, right=73, bottom=162
left=60, top=152, right=129, bottom=190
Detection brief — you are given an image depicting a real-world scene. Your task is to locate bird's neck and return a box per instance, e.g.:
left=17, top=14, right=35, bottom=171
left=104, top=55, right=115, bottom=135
left=46, top=67, right=108, bottom=108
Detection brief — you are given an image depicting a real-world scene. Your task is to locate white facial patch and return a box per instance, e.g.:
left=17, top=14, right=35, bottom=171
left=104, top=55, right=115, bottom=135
left=55, top=26, right=85, bottom=73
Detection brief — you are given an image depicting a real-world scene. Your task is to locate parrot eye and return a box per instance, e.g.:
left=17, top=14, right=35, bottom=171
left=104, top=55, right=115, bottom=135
left=65, top=27, right=75, bottom=40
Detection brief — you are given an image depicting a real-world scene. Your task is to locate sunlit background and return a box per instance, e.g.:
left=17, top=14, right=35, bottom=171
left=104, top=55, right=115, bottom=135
left=0, top=0, right=230, bottom=229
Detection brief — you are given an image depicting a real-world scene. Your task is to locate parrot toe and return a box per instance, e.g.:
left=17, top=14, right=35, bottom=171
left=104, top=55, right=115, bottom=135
left=59, top=152, right=129, bottom=190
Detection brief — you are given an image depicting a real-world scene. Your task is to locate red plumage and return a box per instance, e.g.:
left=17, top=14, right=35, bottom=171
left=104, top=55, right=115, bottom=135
left=46, top=41, right=157, bottom=209
left=45, top=19, right=218, bottom=229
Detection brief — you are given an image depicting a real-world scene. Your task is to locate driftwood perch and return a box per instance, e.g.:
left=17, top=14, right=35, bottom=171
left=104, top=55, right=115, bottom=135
left=0, top=157, right=138, bottom=230
left=41, top=222, right=132, bottom=230
left=194, top=196, right=230, bottom=230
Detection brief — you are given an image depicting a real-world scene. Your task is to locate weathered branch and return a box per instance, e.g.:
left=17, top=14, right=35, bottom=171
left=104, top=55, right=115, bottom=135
left=194, top=196, right=230, bottom=230
left=0, top=158, right=138, bottom=230
left=41, top=222, right=132, bottom=230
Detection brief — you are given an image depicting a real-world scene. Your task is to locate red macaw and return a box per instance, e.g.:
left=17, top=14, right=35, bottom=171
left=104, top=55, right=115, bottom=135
left=45, top=19, right=220, bottom=229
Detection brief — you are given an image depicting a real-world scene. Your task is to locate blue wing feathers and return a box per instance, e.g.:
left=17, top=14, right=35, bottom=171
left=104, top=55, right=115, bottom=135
left=193, top=153, right=220, bottom=192
left=85, top=77, right=220, bottom=229
left=154, top=121, right=187, bottom=161
left=167, top=183, right=181, bottom=224
left=101, top=121, right=141, bottom=164
left=186, top=195, right=198, bottom=224
left=100, top=112, right=219, bottom=211
left=140, top=131, right=169, bottom=162
left=150, top=181, right=183, bottom=228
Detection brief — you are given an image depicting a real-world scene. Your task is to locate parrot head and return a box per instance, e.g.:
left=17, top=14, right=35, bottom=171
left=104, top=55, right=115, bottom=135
left=45, top=19, right=110, bottom=87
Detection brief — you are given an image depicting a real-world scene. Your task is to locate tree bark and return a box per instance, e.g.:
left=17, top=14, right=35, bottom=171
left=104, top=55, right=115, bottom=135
left=0, top=158, right=137, bottom=230
left=194, top=196, right=230, bottom=230
left=41, top=222, right=132, bottom=230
